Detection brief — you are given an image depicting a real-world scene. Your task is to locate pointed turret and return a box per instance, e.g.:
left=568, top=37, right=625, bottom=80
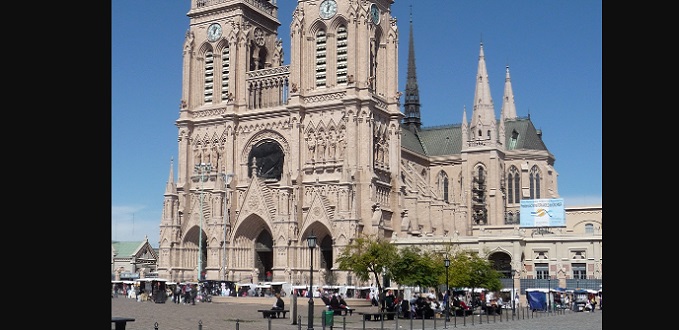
left=501, top=65, right=518, bottom=120
left=461, top=105, right=469, bottom=143
left=470, top=42, right=496, bottom=141
left=402, top=8, right=422, bottom=132
left=165, top=158, right=176, bottom=195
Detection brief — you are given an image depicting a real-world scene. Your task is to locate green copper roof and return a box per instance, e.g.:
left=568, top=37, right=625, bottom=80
left=401, top=117, right=546, bottom=157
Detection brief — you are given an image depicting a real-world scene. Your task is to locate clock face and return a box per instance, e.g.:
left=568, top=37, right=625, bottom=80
left=370, top=3, right=380, bottom=25
left=207, top=23, right=222, bottom=42
left=319, top=0, right=337, bottom=20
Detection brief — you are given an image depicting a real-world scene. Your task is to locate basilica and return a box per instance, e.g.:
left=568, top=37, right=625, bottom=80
left=156, top=0, right=602, bottom=291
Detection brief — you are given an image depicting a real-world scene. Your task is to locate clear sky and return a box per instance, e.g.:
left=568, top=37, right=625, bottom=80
left=112, top=0, right=602, bottom=247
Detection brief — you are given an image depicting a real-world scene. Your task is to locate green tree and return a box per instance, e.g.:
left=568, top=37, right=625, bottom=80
left=391, top=246, right=445, bottom=290
left=335, top=234, right=398, bottom=306
left=449, top=250, right=502, bottom=295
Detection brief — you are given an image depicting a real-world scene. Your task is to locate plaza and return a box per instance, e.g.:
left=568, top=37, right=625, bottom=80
left=111, top=296, right=602, bottom=330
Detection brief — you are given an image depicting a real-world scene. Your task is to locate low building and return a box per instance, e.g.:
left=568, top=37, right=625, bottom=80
left=112, top=236, right=158, bottom=280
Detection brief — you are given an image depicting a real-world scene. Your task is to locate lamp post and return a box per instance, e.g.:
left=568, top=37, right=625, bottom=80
left=547, top=277, right=551, bottom=313
left=307, top=232, right=317, bottom=330
left=221, top=173, right=234, bottom=281
left=511, top=268, right=516, bottom=314
left=195, top=162, right=211, bottom=281
left=444, top=256, right=450, bottom=323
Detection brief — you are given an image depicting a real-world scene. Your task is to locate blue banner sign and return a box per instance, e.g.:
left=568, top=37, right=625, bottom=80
left=520, top=198, right=565, bottom=227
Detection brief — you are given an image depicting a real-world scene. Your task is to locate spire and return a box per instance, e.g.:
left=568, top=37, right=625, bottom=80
left=165, top=157, right=176, bottom=195
left=461, top=105, right=469, bottom=143
left=402, top=6, right=422, bottom=131
left=470, top=42, right=496, bottom=141
left=501, top=65, right=518, bottom=120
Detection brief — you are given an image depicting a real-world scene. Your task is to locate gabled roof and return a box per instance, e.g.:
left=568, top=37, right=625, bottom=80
left=401, top=117, right=547, bottom=157
left=504, top=117, right=548, bottom=151
left=112, top=240, right=158, bottom=259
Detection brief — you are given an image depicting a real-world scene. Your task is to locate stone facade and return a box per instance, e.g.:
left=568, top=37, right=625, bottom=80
left=156, top=0, right=602, bottom=291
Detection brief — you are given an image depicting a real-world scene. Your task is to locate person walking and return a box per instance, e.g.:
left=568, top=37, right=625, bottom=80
left=174, top=285, right=182, bottom=304
left=590, top=297, right=596, bottom=312
left=190, top=284, right=197, bottom=305
left=442, top=289, right=450, bottom=318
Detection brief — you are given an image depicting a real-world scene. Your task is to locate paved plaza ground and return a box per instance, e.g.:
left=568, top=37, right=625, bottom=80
left=112, top=295, right=602, bottom=330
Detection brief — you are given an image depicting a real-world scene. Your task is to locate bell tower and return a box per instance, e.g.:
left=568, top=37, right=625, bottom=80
left=288, top=0, right=399, bottom=100
left=288, top=0, right=402, bottom=236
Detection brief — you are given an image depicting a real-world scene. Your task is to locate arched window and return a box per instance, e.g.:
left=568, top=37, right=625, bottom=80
left=437, top=171, right=449, bottom=203
left=529, top=165, right=541, bottom=199
left=315, top=30, right=327, bottom=87
left=585, top=223, right=594, bottom=233
left=369, top=32, right=381, bottom=90
left=220, top=45, right=230, bottom=101
left=204, top=50, right=214, bottom=103
left=336, top=25, right=348, bottom=84
left=248, top=141, right=285, bottom=181
left=507, top=166, right=520, bottom=204
left=508, top=130, right=519, bottom=150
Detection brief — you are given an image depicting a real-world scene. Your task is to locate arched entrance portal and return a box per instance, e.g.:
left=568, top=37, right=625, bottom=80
left=184, top=225, right=207, bottom=281
left=320, top=235, right=334, bottom=284
left=488, top=252, right=512, bottom=278
left=231, top=215, right=272, bottom=283
left=255, top=230, right=273, bottom=281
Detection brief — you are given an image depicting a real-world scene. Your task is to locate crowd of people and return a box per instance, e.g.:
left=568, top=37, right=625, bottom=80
left=361, top=288, right=513, bottom=319
left=320, top=291, right=351, bottom=311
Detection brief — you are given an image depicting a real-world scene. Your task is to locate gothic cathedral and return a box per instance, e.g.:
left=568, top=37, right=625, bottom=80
left=157, top=0, right=567, bottom=286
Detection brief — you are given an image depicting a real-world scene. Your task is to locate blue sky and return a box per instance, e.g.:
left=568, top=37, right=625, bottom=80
left=112, top=0, right=602, bottom=247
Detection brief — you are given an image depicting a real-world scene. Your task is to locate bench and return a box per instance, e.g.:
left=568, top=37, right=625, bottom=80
left=257, top=309, right=289, bottom=319
left=358, top=312, right=397, bottom=321
left=331, top=307, right=356, bottom=316
left=111, top=316, right=135, bottom=330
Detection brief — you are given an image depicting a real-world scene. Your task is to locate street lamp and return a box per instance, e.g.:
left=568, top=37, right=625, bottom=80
left=511, top=268, right=516, bottom=314
left=195, top=162, right=211, bottom=281
left=547, top=277, right=551, bottom=313
left=221, top=173, right=234, bottom=281
left=307, top=232, right=317, bottom=330
left=444, top=256, right=450, bottom=322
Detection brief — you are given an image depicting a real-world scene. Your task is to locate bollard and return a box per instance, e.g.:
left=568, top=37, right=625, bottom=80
left=291, top=293, right=297, bottom=325
left=236, top=318, right=240, bottom=330
left=267, top=316, right=272, bottom=330
left=298, top=315, right=302, bottom=330
left=198, top=319, right=202, bottom=330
